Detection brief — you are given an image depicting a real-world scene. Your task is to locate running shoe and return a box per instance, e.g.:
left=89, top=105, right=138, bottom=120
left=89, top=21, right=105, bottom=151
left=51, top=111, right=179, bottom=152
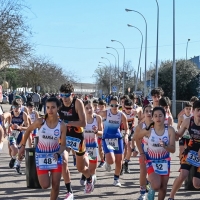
left=104, top=162, right=111, bottom=172
left=124, top=162, right=130, bottom=174
left=98, top=161, right=105, bottom=168
left=138, top=193, right=146, bottom=200
left=16, top=165, right=23, bottom=175
left=9, top=158, right=16, bottom=168
left=80, top=174, right=86, bottom=186
left=146, top=186, right=155, bottom=200
left=64, top=192, right=74, bottom=200
left=93, top=174, right=97, bottom=185
left=113, top=179, right=121, bottom=187
left=84, top=180, right=94, bottom=194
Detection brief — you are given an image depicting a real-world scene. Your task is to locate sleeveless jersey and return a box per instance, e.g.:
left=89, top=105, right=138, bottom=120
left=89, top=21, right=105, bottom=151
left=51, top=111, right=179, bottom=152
left=146, top=126, right=170, bottom=161
left=84, top=115, right=98, bottom=148
left=58, top=98, right=83, bottom=135
left=36, top=120, right=62, bottom=153
left=141, top=123, right=148, bottom=153
left=11, top=111, right=24, bottom=127
left=121, top=109, right=135, bottom=132
left=188, top=116, right=200, bottom=152
left=103, top=109, right=122, bottom=139
left=29, top=111, right=37, bottom=123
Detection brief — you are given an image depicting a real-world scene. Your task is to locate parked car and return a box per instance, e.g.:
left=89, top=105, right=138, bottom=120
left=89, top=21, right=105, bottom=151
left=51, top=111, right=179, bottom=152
left=2, top=94, right=9, bottom=104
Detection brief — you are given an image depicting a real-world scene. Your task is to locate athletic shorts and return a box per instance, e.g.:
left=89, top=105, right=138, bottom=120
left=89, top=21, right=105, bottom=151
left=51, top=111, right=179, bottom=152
left=66, top=131, right=86, bottom=156
left=102, top=138, right=124, bottom=154
left=146, top=160, right=170, bottom=176
left=179, top=137, right=190, bottom=146
left=36, top=153, right=62, bottom=175
left=9, top=132, right=23, bottom=146
left=180, top=153, right=200, bottom=178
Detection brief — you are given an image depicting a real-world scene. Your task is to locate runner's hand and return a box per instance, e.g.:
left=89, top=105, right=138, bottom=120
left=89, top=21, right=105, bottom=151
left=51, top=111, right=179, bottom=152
left=18, top=145, right=25, bottom=158
left=124, top=134, right=128, bottom=145
left=139, top=153, right=146, bottom=162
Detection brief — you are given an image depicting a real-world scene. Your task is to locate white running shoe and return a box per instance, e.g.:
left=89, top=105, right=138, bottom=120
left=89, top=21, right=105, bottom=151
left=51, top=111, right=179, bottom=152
left=138, top=193, right=146, bottom=200
left=113, top=179, right=121, bottom=187
left=84, top=177, right=94, bottom=194
left=92, top=174, right=97, bottom=185
left=80, top=174, right=86, bottom=186
left=64, top=192, right=74, bottom=200
left=104, top=162, right=111, bottom=172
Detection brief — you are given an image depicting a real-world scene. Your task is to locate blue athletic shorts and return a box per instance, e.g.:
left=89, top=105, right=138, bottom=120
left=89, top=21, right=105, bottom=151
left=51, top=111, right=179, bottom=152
left=102, top=138, right=124, bottom=154
left=9, top=132, right=23, bottom=146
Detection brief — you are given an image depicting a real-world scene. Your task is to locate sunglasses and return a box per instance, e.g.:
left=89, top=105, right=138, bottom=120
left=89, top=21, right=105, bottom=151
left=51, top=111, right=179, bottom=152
left=110, top=104, right=119, bottom=108
left=60, top=93, right=71, bottom=98
left=124, top=107, right=132, bottom=110
left=12, top=106, right=20, bottom=109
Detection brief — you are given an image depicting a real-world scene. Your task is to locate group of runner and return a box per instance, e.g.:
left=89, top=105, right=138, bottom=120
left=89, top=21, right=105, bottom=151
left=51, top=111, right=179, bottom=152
left=0, top=83, right=200, bottom=200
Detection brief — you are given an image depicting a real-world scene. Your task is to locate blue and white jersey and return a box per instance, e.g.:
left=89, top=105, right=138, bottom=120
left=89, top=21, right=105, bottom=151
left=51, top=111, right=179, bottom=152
left=103, top=109, right=122, bottom=139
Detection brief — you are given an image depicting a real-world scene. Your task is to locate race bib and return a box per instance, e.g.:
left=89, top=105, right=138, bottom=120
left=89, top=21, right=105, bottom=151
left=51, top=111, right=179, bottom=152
left=11, top=130, right=21, bottom=138
left=66, top=136, right=81, bottom=152
left=105, top=138, right=119, bottom=150
left=186, top=150, right=200, bottom=167
left=86, top=147, right=98, bottom=160
left=38, top=153, right=58, bottom=170
left=152, top=159, right=168, bottom=175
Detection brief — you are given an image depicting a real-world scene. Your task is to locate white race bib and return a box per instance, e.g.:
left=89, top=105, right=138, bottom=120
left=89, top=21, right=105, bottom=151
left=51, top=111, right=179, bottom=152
left=152, top=159, right=168, bottom=175
left=86, top=147, right=98, bottom=160
left=11, top=130, right=21, bottom=138
left=186, top=150, right=200, bottom=167
left=66, top=136, right=81, bottom=152
left=105, top=138, right=119, bottom=150
left=38, top=153, right=58, bottom=170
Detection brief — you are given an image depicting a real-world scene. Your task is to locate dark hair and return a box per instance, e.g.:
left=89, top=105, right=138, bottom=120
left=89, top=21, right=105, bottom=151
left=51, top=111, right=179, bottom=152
left=99, top=100, right=106, bottom=106
left=143, top=104, right=153, bottom=113
left=60, top=82, right=74, bottom=93
left=124, top=99, right=133, bottom=107
left=12, top=100, right=21, bottom=107
left=193, top=100, right=200, bottom=110
left=120, top=95, right=129, bottom=100
left=27, top=101, right=34, bottom=107
left=159, top=96, right=171, bottom=107
left=84, top=100, right=92, bottom=107
left=46, top=97, right=61, bottom=108
left=152, top=106, right=166, bottom=117
left=93, top=99, right=99, bottom=104
left=129, top=93, right=137, bottom=100
left=185, top=101, right=192, bottom=108
left=190, top=96, right=199, bottom=103
left=151, top=87, right=164, bottom=97
left=110, top=96, right=118, bottom=102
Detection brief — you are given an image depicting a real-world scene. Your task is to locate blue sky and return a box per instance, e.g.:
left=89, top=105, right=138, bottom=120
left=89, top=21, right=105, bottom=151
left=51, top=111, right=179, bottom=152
left=25, top=0, right=200, bottom=83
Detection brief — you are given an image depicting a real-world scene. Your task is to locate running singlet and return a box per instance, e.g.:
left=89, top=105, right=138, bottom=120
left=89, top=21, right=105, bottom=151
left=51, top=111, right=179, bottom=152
left=141, top=123, right=148, bottom=153
left=35, top=120, right=62, bottom=170
left=182, top=114, right=192, bottom=139
left=58, top=98, right=85, bottom=153
left=146, top=126, right=170, bottom=175
left=84, top=115, right=98, bottom=160
left=121, top=109, right=135, bottom=132
left=103, top=109, right=122, bottom=139
left=164, top=113, right=169, bottom=125
left=29, top=111, right=37, bottom=123
left=185, top=117, right=200, bottom=167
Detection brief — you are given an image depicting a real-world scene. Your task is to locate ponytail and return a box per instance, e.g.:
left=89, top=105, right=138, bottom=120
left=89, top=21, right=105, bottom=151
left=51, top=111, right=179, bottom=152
left=41, top=114, right=48, bottom=125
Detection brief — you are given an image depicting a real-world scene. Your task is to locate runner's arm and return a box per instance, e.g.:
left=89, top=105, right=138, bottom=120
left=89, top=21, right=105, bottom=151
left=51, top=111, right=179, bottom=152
left=177, top=109, right=184, bottom=118
left=35, top=111, right=39, bottom=120
left=163, top=126, right=176, bottom=153
left=68, top=99, right=86, bottom=127
left=20, top=112, right=29, bottom=131
left=177, top=115, right=183, bottom=130
left=176, top=118, right=190, bottom=138
left=58, top=121, right=67, bottom=155
left=168, top=116, right=173, bottom=127
left=95, top=115, right=103, bottom=136
left=133, top=124, right=144, bottom=154
left=0, top=125, right=4, bottom=142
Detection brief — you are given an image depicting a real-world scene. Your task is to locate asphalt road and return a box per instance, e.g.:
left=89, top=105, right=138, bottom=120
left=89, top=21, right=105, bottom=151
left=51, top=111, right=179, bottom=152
left=0, top=104, right=200, bottom=200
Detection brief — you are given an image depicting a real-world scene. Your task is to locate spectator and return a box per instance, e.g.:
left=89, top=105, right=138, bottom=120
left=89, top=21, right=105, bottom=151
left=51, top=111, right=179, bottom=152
left=26, top=93, right=32, bottom=104
left=42, top=93, right=49, bottom=114
left=8, top=92, right=14, bottom=105
left=143, top=96, right=150, bottom=106
left=20, top=91, right=27, bottom=105
left=32, top=91, right=41, bottom=110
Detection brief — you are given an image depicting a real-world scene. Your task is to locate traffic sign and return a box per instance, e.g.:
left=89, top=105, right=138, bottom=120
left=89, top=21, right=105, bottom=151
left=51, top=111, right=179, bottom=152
left=112, top=86, right=117, bottom=92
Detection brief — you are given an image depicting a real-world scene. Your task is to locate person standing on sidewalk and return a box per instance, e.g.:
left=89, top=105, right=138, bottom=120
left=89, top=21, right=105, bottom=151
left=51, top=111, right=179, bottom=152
left=32, top=91, right=41, bottom=111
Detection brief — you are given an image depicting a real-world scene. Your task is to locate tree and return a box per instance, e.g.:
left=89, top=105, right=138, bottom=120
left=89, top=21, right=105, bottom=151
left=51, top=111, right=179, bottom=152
left=0, top=0, right=32, bottom=67
left=156, top=60, right=200, bottom=100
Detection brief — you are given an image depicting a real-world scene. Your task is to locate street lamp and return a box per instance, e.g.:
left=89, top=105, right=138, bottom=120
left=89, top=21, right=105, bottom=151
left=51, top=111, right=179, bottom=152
left=155, top=0, right=159, bottom=88
left=106, top=46, right=120, bottom=92
left=125, top=8, right=147, bottom=96
left=172, top=0, right=176, bottom=118
left=101, top=57, right=112, bottom=94
left=186, top=39, right=190, bottom=60
left=127, top=24, right=143, bottom=92
left=106, top=52, right=117, bottom=70
left=111, top=40, right=126, bottom=94
left=99, top=61, right=107, bottom=66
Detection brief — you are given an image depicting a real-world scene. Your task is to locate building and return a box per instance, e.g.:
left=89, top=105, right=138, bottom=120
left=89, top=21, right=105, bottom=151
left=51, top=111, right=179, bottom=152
left=74, top=83, right=97, bottom=95
left=190, top=56, right=200, bottom=69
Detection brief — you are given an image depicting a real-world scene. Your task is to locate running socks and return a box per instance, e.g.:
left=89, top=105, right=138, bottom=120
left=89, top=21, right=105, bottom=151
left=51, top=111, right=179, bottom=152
left=114, top=174, right=119, bottom=180
left=65, top=182, right=73, bottom=193
left=87, top=176, right=92, bottom=183
left=140, top=186, right=146, bottom=195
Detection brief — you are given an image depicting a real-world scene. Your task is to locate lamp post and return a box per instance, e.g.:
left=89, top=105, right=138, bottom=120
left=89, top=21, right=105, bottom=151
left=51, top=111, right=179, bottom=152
left=106, top=46, right=120, bottom=92
left=125, top=8, right=147, bottom=96
left=111, top=40, right=126, bottom=94
left=127, top=24, right=143, bottom=92
left=155, top=0, right=159, bottom=87
left=106, top=52, right=117, bottom=70
left=172, top=0, right=176, bottom=118
left=101, top=57, right=112, bottom=94
left=186, top=39, right=190, bottom=60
